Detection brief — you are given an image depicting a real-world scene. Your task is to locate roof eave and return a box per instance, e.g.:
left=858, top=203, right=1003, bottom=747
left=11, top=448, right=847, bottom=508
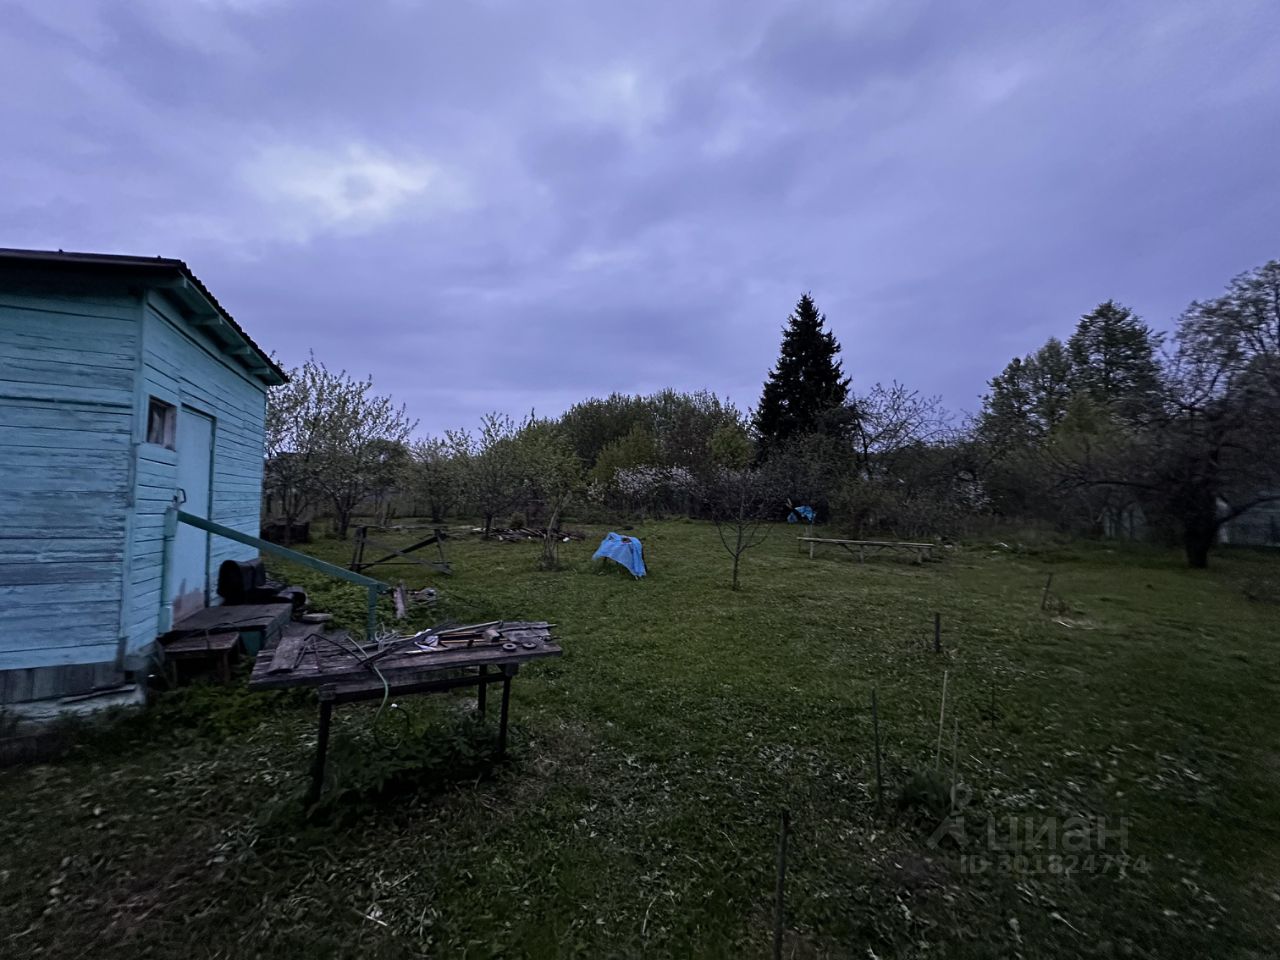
left=164, top=275, right=288, bottom=386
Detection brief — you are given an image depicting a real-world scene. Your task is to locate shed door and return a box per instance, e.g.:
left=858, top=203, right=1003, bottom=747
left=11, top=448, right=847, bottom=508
left=170, top=407, right=215, bottom=621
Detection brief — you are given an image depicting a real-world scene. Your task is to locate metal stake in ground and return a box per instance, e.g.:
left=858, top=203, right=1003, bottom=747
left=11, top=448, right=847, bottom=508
left=1041, top=572, right=1054, bottom=611
left=872, top=687, right=884, bottom=815
left=773, top=808, right=790, bottom=960
left=934, top=612, right=942, bottom=654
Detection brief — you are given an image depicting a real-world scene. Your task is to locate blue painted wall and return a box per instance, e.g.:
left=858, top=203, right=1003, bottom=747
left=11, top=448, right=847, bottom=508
left=122, top=291, right=268, bottom=660
left=0, top=263, right=275, bottom=695
left=0, top=280, right=139, bottom=673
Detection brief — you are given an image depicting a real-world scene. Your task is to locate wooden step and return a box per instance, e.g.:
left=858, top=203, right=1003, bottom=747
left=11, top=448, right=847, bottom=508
left=171, top=602, right=293, bottom=656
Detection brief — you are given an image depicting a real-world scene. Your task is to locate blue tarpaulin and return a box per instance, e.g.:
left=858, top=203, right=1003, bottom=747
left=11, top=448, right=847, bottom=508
left=593, top=532, right=646, bottom=578
left=787, top=505, right=816, bottom=524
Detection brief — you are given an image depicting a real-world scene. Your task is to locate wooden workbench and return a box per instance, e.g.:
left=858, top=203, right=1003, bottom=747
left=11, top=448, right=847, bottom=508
left=249, top=621, right=562, bottom=800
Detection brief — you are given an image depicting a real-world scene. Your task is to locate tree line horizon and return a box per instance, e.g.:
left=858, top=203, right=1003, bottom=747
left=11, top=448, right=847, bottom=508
left=265, top=256, right=1280, bottom=569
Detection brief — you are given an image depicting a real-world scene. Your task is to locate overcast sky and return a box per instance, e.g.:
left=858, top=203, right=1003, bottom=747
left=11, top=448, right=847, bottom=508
left=4, top=0, right=1277, bottom=434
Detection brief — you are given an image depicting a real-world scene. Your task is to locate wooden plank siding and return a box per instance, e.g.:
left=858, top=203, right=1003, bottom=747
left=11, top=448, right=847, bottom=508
left=120, top=291, right=269, bottom=662
left=0, top=290, right=139, bottom=673
left=0, top=258, right=279, bottom=703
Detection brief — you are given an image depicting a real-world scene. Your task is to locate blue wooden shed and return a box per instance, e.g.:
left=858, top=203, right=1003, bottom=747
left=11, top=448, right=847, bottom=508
left=0, top=248, right=287, bottom=706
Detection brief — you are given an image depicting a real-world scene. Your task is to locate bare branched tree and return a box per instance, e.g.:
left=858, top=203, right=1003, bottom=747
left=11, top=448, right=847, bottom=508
left=851, top=382, right=952, bottom=477
left=704, top=466, right=779, bottom=591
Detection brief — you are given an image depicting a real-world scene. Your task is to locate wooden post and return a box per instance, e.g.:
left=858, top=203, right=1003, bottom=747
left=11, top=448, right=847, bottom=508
left=772, top=809, right=790, bottom=960
left=809, top=541, right=815, bottom=560
left=872, top=687, right=884, bottom=815
left=366, top=586, right=379, bottom=645
left=933, top=612, right=941, bottom=654
left=1041, top=572, right=1054, bottom=611
left=350, top=526, right=366, bottom=571
left=934, top=670, right=949, bottom=769
left=477, top=665, right=488, bottom=716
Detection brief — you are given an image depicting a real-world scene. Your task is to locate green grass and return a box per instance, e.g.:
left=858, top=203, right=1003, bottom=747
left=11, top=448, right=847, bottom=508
left=3, top=521, right=1279, bottom=958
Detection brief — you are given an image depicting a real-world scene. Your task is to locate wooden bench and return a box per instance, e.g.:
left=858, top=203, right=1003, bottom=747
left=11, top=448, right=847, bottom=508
left=161, top=631, right=239, bottom=682
left=798, top=537, right=934, bottom=564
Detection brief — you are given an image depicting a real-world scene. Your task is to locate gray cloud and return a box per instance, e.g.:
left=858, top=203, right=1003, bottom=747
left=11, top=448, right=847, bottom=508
left=3, top=0, right=1277, bottom=433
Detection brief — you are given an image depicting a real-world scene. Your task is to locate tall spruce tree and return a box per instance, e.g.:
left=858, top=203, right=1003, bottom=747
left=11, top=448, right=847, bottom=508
left=754, top=293, right=850, bottom=450
left=1068, top=300, right=1163, bottom=420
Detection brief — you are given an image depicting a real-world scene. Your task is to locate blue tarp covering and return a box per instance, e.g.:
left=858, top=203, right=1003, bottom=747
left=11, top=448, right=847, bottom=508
left=787, top=505, right=816, bottom=524
left=593, top=532, right=646, bottom=578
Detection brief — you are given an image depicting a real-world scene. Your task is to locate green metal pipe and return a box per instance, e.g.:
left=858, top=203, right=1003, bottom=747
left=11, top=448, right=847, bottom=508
left=174, top=510, right=389, bottom=640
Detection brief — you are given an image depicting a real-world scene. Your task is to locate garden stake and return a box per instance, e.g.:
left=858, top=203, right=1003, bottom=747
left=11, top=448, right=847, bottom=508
left=773, top=808, right=790, bottom=960
left=934, top=612, right=941, bottom=654
left=872, top=687, right=884, bottom=815
left=934, top=670, right=949, bottom=769
left=949, top=717, right=960, bottom=813
left=1041, top=573, right=1054, bottom=611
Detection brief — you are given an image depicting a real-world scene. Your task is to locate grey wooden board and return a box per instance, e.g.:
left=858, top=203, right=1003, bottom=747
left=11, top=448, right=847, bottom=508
left=249, top=621, right=562, bottom=691
left=163, top=631, right=239, bottom=656
left=0, top=662, right=125, bottom=705
left=172, top=603, right=293, bottom=635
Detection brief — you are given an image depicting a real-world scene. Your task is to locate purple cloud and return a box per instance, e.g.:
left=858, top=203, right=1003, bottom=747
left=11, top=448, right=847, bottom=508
left=3, top=0, right=1276, bottom=432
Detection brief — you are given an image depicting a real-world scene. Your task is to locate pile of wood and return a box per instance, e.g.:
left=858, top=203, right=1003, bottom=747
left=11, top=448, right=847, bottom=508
left=492, top=527, right=586, bottom=543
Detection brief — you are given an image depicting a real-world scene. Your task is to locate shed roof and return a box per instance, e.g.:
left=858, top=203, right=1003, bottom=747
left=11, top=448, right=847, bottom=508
left=0, top=247, right=288, bottom=386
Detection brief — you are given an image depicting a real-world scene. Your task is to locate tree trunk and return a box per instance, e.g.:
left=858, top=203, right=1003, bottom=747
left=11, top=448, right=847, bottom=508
left=334, top=504, right=352, bottom=540
left=1182, top=493, right=1219, bottom=569
left=540, top=503, right=563, bottom=571
left=483, top=513, right=494, bottom=539
left=1183, top=523, right=1215, bottom=568
left=731, top=552, right=741, bottom=590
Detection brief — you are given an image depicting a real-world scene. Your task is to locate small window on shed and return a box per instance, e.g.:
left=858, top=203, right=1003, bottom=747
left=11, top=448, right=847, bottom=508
left=146, top=397, right=176, bottom=449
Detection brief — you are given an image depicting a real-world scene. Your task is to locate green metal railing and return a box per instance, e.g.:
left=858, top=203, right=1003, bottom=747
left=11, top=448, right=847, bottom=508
left=166, top=508, right=389, bottom=640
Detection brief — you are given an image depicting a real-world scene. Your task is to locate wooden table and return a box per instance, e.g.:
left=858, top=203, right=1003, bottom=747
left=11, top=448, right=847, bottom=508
left=798, top=537, right=934, bottom=564
left=249, top=621, right=562, bottom=801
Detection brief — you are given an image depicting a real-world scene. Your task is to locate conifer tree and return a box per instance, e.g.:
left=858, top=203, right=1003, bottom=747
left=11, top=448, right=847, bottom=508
left=754, top=293, right=850, bottom=450
left=1068, top=300, right=1163, bottom=420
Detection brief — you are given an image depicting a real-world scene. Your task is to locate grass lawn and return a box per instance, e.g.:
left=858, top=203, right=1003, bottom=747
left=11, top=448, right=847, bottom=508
left=3, top=520, right=1279, bottom=958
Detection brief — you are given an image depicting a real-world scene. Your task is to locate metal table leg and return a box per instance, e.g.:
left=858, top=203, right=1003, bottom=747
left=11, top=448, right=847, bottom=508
left=308, top=695, right=334, bottom=803
left=498, top=672, right=512, bottom=758
left=477, top=665, right=488, bottom=716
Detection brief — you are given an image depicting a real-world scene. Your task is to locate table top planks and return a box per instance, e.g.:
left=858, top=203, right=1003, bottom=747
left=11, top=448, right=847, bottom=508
left=248, top=621, right=562, bottom=692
